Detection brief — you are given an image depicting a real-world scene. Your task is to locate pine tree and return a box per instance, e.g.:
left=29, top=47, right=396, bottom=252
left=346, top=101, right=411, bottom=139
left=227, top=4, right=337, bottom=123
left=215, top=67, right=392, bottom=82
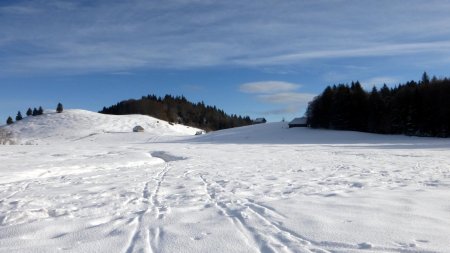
left=6, top=116, right=13, bottom=125
left=32, top=108, right=38, bottom=116
left=56, top=103, right=63, bottom=113
left=38, top=106, right=44, bottom=115
left=421, top=71, right=430, bottom=85
left=26, top=108, right=33, bottom=116
left=16, top=111, right=23, bottom=121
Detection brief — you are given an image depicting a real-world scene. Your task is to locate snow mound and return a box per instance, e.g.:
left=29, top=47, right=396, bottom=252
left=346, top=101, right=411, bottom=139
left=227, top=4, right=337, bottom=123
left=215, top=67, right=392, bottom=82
left=2, top=109, right=200, bottom=144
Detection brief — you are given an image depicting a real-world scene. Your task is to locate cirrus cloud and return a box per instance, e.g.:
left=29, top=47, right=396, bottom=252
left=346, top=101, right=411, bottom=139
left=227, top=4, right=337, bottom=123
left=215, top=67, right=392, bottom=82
left=2, top=0, right=450, bottom=75
left=239, top=81, right=315, bottom=117
left=239, top=81, right=301, bottom=94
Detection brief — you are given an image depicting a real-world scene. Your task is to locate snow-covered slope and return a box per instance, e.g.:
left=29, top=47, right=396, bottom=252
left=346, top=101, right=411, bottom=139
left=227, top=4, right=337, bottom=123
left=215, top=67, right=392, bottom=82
left=193, top=121, right=450, bottom=146
left=1, top=118, right=450, bottom=253
left=2, top=109, right=200, bottom=144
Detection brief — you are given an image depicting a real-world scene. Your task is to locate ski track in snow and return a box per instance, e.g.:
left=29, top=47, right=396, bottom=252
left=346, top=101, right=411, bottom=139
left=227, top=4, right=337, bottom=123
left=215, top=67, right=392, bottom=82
left=1, top=142, right=449, bottom=253
left=124, top=163, right=170, bottom=253
left=199, top=173, right=317, bottom=253
left=1, top=111, right=450, bottom=253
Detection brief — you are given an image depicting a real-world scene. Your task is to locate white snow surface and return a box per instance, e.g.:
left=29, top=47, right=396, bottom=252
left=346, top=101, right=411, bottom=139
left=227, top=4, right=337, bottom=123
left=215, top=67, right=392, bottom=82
left=1, top=110, right=449, bottom=253
left=2, top=109, right=199, bottom=145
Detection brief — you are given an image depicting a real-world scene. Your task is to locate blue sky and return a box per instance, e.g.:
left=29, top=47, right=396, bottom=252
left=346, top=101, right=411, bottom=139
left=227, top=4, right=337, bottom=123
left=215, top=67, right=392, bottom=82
left=2, top=0, right=450, bottom=123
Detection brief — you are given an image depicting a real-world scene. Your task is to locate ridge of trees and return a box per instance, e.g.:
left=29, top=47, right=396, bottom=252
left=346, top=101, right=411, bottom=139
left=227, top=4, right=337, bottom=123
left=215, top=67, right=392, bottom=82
left=306, top=72, right=450, bottom=137
left=99, top=94, right=253, bottom=131
left=4, top=104, right=62, bottom=125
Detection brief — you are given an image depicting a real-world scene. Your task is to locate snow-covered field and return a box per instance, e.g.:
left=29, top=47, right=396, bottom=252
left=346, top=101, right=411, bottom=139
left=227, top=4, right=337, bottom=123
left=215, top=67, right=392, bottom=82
left=0, top=110, right=449, bottom=253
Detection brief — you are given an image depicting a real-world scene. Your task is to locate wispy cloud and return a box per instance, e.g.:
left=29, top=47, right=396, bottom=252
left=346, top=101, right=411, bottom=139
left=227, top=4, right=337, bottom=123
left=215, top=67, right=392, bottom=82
left=239, top=81, right=315, bottom=117
left=234, top=41, right=450, bottom=66
left=239, top=81, right=300, bottom=94
left=0, top=5, right=41, bottom=14
left=1, top=0, right=450, bottom=75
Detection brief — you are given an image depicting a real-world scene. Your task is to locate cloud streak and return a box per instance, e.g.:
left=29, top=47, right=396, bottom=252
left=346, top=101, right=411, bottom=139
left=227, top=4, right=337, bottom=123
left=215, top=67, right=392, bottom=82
left=1, top=0, right=450, bottom=75
left=239, top=81, right=315, bottom=117
left=239, top=81, right=300, bottom=94
left=234, top=41, right=450, bottom=66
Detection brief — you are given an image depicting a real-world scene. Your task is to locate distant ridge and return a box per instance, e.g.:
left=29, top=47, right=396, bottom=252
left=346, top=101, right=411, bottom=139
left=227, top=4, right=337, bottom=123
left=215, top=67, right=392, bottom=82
left=99, top=94, right=253, bottom=131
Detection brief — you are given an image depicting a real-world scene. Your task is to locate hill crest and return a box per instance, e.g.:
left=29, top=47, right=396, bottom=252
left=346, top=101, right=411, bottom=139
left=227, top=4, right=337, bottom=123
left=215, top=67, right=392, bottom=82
left=2, top=109, right=200, bottom=144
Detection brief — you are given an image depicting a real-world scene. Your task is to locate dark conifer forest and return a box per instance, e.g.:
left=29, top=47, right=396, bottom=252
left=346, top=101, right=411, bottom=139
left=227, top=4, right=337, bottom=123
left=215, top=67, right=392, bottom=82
left=306, top=73, right=450, bottom=137
left=99, top=94, right=253, bottom=131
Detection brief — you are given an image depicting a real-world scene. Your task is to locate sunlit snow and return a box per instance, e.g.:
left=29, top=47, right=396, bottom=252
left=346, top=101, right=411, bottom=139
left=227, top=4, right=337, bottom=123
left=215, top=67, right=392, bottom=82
left=0, top=110, right=449, bottom=253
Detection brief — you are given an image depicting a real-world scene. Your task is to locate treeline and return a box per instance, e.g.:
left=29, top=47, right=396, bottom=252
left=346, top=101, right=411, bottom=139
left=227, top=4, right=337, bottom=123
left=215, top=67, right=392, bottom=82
left=306, top=73, right=450, bottom=137
left=6, top=107, right=43, bottom=125
left=99, top=94, right=252, bottom=131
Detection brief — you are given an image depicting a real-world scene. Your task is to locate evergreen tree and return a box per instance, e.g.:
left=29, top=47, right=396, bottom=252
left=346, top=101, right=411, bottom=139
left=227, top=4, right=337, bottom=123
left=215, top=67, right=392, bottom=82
left=421, top=71, right=430, bottom=85
left=56, top=103, right=63, bottom=113
left=16, top=111, right=23, bottom=121
left=6, top=116, right=13, bottom=125
left=32, top=108, right=38, bottom=116
left=306, top=72, right=450, bottom=137
left=26, top=108, right=33, bottom=116
left=38, top=106, right=44, bottom=115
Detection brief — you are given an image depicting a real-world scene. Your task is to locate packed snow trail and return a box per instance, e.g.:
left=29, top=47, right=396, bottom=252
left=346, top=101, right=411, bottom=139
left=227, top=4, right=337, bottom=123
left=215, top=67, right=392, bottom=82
left=1, top=111, right=450, bottom=252
left=123, top=163, right=170, bottom=253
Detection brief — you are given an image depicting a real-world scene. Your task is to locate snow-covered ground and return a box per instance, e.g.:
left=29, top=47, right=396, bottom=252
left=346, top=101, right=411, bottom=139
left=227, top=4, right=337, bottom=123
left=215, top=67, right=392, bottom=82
left=0, top=110, right=449, bottom=253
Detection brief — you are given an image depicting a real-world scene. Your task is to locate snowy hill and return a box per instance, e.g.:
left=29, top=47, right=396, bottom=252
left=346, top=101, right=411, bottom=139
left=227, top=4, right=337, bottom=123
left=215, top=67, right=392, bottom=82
left=2, top=109, right=200, bottom=144
left=192, top=121, right=450, bottom=146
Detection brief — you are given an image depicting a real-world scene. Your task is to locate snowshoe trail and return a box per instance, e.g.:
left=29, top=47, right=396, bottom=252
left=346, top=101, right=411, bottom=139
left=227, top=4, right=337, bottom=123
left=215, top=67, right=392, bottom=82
left=124, top=162, right=171, bottom=253
left=199, top=174, right=329, bottom=253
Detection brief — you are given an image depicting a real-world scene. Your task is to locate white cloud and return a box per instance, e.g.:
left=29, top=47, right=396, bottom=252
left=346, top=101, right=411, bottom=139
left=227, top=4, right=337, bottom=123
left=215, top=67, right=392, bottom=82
left=239, top=81, right=300, bottom=94
left=234, top=41, right=450, bottom=66
left=239, top=80, right=315, bottom=117
left=1, top=0, right=450, bottom=74
left=0, top=5, right=41, bottom=14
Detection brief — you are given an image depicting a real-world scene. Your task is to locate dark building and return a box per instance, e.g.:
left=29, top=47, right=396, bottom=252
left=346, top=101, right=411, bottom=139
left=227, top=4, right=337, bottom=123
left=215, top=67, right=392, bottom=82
left=288, top=117, right=307, bottom=128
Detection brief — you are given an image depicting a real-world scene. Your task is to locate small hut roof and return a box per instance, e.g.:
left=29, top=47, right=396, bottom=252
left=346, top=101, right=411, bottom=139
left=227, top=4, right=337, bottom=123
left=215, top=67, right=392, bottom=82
left=289, top=117, right=307, bottom=125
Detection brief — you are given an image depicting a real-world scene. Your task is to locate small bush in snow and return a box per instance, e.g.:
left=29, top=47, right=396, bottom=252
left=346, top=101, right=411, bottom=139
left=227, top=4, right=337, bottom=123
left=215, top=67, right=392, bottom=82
left=56, top=103, right=63, bottom=113
left=6, top=116, right=13, bottom=125
left=16, top=111, right=23, bottom=121
left=26, top=108, right=33, bottom=116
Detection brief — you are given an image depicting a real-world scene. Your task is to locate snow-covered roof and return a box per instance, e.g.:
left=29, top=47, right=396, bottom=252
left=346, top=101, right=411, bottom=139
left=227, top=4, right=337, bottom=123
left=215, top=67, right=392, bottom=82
left=289, top=117, right=307, bottom=125
left=253, top=118, right=266, bottom=123
left=133, top=125, right=145, bottom=132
